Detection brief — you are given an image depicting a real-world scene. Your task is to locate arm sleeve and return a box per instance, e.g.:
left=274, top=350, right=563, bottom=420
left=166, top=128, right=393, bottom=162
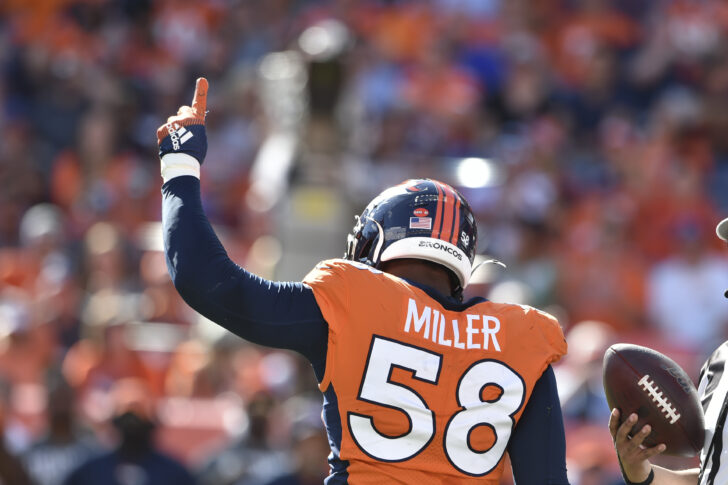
left=162, top=176, right=328, bottom=379
left=508, top=366, right=570, bottom=485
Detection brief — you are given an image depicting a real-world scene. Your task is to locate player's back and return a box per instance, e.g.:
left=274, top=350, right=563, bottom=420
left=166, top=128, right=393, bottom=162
left=305, top=259, right=567, bottom=484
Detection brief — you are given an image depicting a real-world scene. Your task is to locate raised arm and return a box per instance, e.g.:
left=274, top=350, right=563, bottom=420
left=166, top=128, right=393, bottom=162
left=158, top=79, right=328, bottom=379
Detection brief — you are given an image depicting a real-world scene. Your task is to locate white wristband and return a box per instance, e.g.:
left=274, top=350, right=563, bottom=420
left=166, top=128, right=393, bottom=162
left=161, top=153, right=201, bottom=183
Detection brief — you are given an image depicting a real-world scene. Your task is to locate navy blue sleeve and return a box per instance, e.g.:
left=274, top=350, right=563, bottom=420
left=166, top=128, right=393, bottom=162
left=162, top=176, right=328, bottom=380
left=508, top=366, right=570, bottom=485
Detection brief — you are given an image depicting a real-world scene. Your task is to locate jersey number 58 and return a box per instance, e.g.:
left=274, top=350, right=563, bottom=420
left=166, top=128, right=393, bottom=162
left=348, top=336, right=526, bottom=477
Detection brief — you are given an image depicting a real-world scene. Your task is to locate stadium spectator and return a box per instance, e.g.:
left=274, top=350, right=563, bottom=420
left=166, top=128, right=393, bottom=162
left=647, top=218, right=728, bottom=356
left=260, top=421, right=329, bottom=485
left=22, top=374, right=98, bottom=485
left=197, top=392, right=288, bottom=485
left=0, top=377, right=32, bottom=485
left=63, top=378, right=195, bottom=485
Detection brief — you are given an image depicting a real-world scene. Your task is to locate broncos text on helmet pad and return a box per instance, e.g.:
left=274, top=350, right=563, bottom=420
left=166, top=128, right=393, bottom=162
left=345, top=179, right=477, bottom=291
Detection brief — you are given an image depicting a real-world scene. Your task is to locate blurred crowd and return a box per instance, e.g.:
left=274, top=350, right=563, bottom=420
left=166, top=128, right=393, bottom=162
left=3, top=0, right=728, bottom=484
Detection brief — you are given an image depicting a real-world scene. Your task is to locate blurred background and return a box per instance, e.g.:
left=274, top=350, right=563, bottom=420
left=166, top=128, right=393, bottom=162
left=2, top=0, right=728, bottom=483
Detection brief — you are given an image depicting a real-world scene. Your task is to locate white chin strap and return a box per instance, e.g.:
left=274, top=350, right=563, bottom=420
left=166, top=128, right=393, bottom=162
left=380, top=237, right=472, bottom=289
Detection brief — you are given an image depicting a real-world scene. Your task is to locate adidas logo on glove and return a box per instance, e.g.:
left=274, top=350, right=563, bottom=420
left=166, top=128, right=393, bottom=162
left=166, top=123, right=194, bottom=151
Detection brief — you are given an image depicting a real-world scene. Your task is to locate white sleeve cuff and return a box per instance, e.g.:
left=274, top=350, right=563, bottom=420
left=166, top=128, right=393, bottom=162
left=161, top=153, right=201, bottom=183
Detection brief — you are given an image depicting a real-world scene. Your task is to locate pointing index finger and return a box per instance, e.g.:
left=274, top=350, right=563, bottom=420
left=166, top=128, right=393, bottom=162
left=192, top=77, right=208, bottom=118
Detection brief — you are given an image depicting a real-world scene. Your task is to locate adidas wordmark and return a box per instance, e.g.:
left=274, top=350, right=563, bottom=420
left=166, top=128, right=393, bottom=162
left=166, top=123, right=194, bottom=150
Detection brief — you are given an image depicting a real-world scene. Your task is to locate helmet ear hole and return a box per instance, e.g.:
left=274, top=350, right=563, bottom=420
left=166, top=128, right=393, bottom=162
left=358, top=238, right=373, bottom=263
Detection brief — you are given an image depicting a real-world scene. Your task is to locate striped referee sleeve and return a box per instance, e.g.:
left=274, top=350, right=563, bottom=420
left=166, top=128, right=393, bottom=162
left=699, top=342, right=728, bottom=485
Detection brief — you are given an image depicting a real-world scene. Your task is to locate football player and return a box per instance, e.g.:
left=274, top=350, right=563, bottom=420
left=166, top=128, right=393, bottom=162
left=610, top=218, right=728, bottom=485
left=159, top=78, right=570, bottom=484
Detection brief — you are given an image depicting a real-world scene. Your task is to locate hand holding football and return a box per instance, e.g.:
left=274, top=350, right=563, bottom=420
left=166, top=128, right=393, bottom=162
left=603, top=343, right=704, bottom=456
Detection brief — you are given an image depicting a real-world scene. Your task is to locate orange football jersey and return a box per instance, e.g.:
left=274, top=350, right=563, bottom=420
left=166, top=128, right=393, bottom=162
left=304, top=259, right=567, bottom=484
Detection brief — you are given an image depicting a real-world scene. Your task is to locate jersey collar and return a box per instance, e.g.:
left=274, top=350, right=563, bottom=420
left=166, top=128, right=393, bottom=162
left=400, top=277, right=487, bottom=311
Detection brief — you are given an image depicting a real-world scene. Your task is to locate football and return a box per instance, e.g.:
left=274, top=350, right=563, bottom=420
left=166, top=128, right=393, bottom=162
left=602, top=343, right=705, bottom=456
